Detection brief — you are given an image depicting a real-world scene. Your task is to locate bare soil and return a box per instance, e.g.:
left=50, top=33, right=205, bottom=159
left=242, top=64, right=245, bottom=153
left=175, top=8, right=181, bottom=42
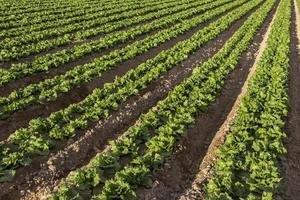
left=279, top=0, right=300, bottom=199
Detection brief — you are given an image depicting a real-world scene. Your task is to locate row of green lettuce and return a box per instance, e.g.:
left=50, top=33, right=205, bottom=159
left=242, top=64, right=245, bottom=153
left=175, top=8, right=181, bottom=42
left=0, top=0, right=262, bottom=182
left=0, top=0, right=224, bottom=86
left=0, top=0, right=184, bottom=62
left=48, top=0, right=277, bottom=199
left=205, top=0, right=291, bottom=199
left=0, top=0, right=242, bottom=118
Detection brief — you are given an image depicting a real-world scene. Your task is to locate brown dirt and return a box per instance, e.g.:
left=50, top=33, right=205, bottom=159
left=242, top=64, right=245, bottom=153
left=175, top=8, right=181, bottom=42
left=0, top=2, right=254, bottom=199
left=136, top=2, right=279, bottom=199
left=279, top=0, right=300, bottom=199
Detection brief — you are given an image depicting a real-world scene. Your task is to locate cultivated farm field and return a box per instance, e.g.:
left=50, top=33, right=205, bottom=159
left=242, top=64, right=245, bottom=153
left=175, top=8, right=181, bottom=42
left=0, top=0, right=300, bottom=199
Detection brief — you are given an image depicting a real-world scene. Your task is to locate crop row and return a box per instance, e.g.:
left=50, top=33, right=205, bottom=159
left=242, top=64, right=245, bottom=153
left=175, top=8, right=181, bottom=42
left=48, top=0, right=276, bottom=198
left=205, top=0, right=290, bottom=199
left=0, top=0, right=237, bottom=116
left=0, top=0, right=262, bottom=182
left=0, top=0, right=220, bottom=85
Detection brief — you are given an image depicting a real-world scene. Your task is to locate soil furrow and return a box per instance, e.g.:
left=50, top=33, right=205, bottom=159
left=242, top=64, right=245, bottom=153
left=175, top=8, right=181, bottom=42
left=280, top=0, right=300, bottom=199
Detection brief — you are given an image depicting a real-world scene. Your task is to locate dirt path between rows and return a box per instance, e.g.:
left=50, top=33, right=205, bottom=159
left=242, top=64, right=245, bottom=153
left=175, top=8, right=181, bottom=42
left=136, top=1, right=279, bottom=200
left=279, top=0, right=300, bottom=199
